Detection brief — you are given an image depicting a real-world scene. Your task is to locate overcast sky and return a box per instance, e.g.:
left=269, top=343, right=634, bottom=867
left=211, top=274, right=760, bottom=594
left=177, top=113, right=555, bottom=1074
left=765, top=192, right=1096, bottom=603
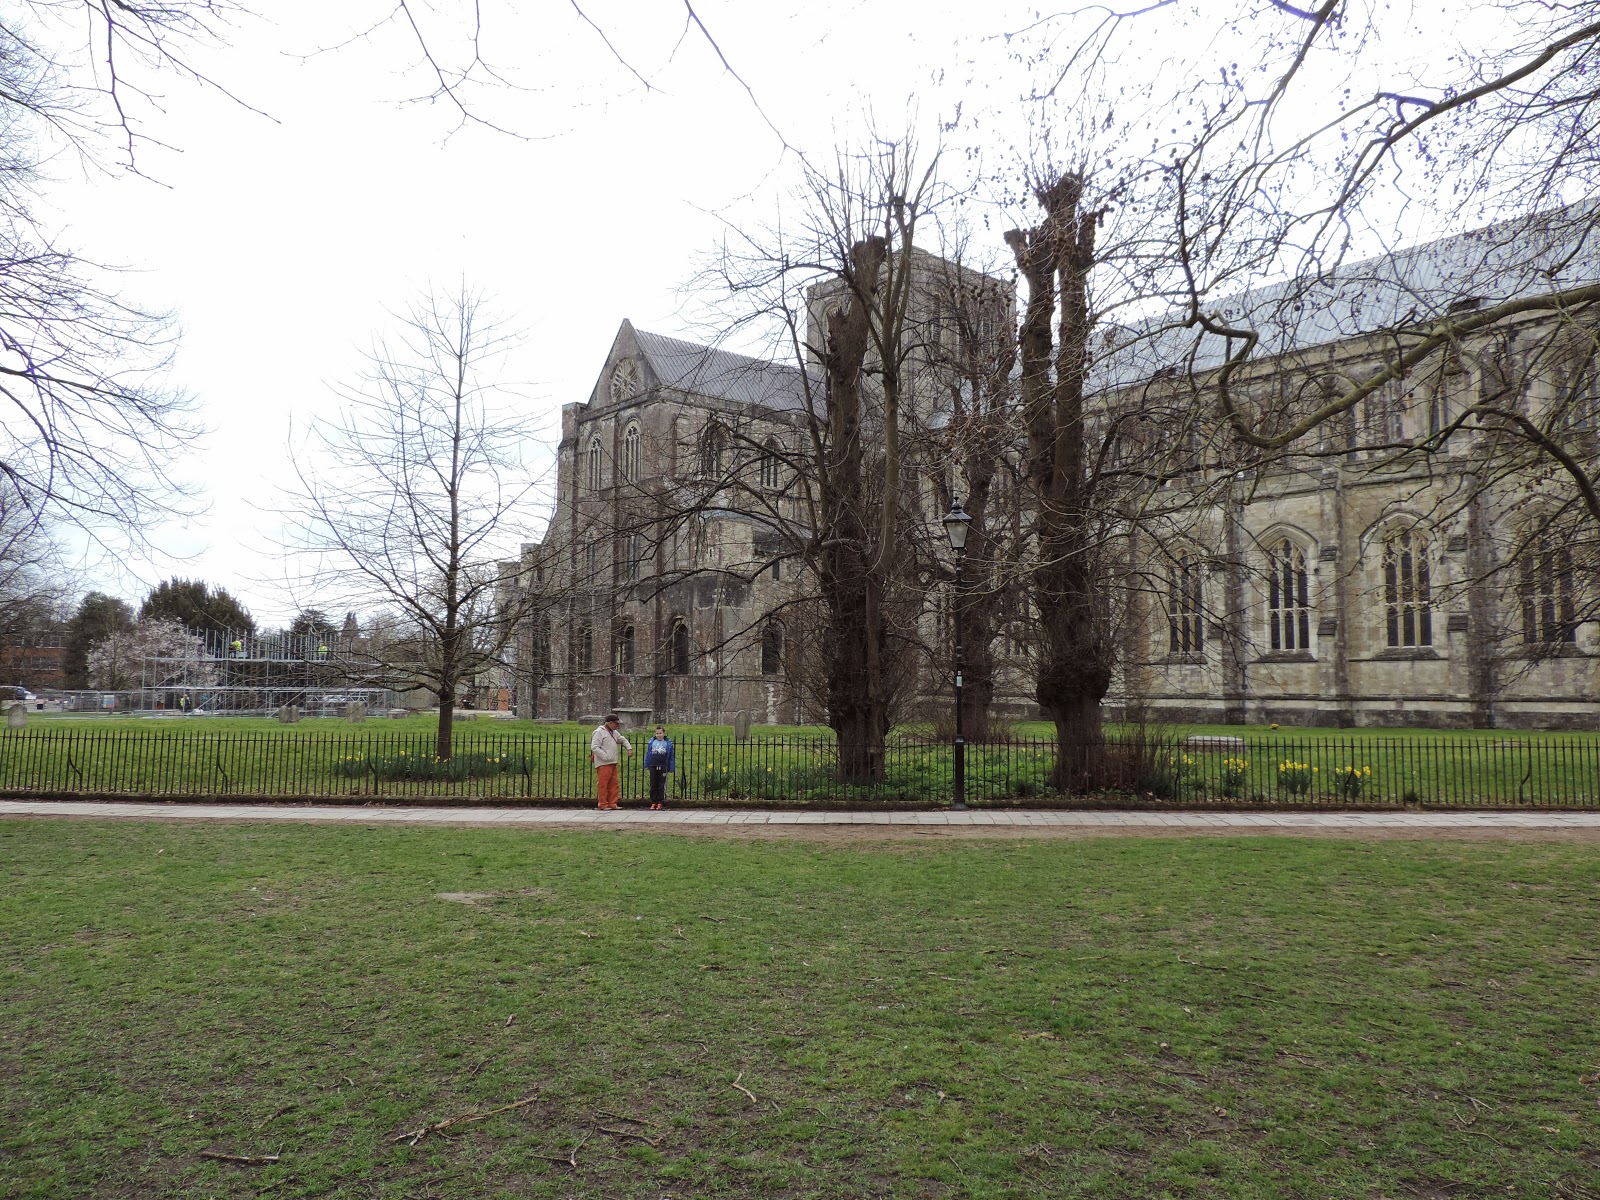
left=39, top=0, right=1049, bottom=623
left=45, top=0, right=1498, bottom=625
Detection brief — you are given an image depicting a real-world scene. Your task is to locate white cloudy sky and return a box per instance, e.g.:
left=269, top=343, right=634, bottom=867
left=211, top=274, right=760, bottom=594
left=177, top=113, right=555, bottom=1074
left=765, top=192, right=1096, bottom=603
left=43, top=0, right=1498, bottom=624
left=52, top=0, right=1054, bottom=622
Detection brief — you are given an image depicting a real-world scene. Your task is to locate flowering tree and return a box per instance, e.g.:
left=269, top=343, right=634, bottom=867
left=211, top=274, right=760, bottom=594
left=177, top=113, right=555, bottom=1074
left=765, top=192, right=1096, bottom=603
left=87, top=620, right=215, bottom=692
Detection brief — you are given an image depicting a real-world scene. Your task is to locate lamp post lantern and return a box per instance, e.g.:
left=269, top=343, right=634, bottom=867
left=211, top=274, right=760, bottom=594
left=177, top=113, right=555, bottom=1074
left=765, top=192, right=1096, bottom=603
left=942, top=500, right=972, bottom=811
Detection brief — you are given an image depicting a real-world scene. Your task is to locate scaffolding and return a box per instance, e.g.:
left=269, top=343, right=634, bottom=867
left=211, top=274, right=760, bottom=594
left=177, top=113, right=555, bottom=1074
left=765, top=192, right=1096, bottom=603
left=122, top=625, right=397, bottom=716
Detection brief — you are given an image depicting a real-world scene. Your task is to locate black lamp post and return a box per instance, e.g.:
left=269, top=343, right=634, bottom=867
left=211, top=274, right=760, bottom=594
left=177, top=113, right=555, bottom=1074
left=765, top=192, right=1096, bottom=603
left=942, top=500, right=972, bottom=811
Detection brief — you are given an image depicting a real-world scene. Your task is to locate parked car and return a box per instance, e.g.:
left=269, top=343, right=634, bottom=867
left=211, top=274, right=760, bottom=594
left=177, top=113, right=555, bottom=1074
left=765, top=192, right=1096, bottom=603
left=0, top=686, right=42, bottom=709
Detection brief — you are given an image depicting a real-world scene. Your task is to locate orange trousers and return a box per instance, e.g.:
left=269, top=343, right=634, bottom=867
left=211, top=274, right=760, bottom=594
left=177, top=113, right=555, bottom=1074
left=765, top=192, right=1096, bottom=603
left=596, top=763, right=620, bottom=810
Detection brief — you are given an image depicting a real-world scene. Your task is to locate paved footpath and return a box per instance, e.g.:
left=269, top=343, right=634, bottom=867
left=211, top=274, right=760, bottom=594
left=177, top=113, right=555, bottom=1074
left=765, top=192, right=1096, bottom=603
left=3, top=799, right=1600, bottom=832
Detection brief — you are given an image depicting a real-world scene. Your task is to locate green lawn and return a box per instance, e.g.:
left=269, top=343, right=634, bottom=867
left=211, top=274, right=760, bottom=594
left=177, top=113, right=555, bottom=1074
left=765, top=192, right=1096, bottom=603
left=2, top=822, right=1596, bottom=1198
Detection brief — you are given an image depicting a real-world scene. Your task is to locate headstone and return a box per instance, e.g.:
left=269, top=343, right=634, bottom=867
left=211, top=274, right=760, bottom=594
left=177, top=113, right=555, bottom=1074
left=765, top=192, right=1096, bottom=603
left=345, top=701, right=367, bottom=723
left=1183, top=734, right=1246, bottom=752
left=733, top=708, right=752, bottom=742
left=388, top=708, right=409, bottom=719
left=5, top=703, right=25, bottom=729
left=536, top=717, right=563, bottom=725
left=276, top=705, right=290, bottom=723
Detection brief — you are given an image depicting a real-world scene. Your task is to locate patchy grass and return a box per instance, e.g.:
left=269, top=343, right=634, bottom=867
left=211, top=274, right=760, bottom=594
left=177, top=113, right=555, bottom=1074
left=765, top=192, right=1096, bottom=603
left=1, top=822, right=1596, bottom=1198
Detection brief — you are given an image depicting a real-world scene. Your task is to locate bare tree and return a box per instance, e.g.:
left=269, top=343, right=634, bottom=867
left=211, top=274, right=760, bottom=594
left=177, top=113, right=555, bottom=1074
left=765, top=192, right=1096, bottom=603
left=690, top=136, right=956, bottom=778
left=281, top=286, right=543, bottom=759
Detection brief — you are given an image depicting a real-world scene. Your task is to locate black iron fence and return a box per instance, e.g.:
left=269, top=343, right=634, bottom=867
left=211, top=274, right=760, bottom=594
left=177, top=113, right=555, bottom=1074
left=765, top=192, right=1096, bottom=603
left=0, top=729, right=1597, bottom=807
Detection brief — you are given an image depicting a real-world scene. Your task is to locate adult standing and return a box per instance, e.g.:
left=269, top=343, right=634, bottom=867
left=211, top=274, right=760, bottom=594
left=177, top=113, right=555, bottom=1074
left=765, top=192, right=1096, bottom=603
left=589, top=713, right=633, bottom=811
left=644, top=724, right=675, bottom=810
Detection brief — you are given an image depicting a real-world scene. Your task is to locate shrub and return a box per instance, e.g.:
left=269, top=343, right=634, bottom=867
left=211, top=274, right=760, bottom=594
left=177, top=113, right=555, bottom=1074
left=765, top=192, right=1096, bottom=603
left=701, top=762, right=732, bottom=794
left=330, top=748, right=531, bottom=783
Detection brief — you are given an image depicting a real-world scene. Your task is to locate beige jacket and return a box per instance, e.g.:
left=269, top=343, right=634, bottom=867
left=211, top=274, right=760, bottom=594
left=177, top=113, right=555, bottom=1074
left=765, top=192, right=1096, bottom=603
left=590, top=725, right=632, bottom=767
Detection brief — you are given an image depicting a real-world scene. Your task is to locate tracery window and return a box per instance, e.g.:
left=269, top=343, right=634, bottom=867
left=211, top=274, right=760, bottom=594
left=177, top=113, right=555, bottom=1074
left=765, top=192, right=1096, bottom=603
left=616, top=625, right=636, bottom=675
left=586, top=436, right=603, bottom=490
left=758, top=437, right=781, bottom=490
left=1519, top=535, right=1576, bottom=645
left=1383, top=529, right=1433, bottom=648
left=700, top=422, right=724, bottom=477
left=577, top=622, right=594, bottom=672
left=621, top=422, right=642, bottom=483
left=1266, top=539, right=1312, bottom=652
left=1168, top=552, right=1204, bottom=655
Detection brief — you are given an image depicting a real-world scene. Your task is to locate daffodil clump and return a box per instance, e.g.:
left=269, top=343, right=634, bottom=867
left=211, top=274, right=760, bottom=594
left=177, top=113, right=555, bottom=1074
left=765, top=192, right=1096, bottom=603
left=1330, top=764, right=1373, bottom=798
left=701, top=761, right=734, bottom=793
left=1220, top=756, right=1250, bottom=797
left=1277, top=759, right=1317, bottom=795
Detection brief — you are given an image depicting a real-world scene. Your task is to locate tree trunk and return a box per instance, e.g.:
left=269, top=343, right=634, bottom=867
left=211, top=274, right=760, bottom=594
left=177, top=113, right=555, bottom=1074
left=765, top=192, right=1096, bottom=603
left=817, top=236, right=894, bottom=781
left=1007, top=174, right=1118, bottom=792
left=436, top=685, right=455, bottom=761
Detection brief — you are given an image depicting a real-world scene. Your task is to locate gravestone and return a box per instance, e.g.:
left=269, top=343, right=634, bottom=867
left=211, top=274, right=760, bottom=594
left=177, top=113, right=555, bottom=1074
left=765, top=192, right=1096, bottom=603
left=5, top=703, right=25, bottom=729
left=345, top=701, right=367, bottom=723
left=388, top=708, right=409, bottom=719
left=1183, top=734, right=1245, bottom=752
left=276, top=705, right=302, bottom=724
left=732, top=709, right=752, bottom=742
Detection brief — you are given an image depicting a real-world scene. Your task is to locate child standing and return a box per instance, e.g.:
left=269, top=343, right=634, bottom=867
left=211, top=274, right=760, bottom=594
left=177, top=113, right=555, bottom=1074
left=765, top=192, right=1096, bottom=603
left=644, top=725, right=676, bottom=810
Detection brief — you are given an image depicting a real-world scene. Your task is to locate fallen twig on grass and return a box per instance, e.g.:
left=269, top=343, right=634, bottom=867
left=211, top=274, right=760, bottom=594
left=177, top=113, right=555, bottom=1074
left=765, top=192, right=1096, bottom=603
left=699, top=915, right=724, bottom=922
left=598, top=1125, right=660, bottom=1146
left=392, top=1093, right=539, bottom=1146
left=534, top=1132, right=590, bottom=1168
left=251, top=1105, right=295, bottom=1131
left=731, top=1071, right=758, bottom=1105
left=596, top=1108, right=653, bottom=1126
left=504, top=1014, right=516, bottom=1027
left=199, top=1150, right=280, bottom=1166
left=1176, top=954, right=1228, bottom=970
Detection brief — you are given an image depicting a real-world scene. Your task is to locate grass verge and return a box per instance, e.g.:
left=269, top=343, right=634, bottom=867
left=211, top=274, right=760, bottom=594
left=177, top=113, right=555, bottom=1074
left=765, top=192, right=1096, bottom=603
left=1, top=822, right=1596, bottom=1198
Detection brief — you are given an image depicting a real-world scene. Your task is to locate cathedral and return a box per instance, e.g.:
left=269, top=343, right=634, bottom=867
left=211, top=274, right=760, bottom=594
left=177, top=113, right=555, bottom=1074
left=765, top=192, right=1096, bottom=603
left=503, top=206, right=1600, bottom=731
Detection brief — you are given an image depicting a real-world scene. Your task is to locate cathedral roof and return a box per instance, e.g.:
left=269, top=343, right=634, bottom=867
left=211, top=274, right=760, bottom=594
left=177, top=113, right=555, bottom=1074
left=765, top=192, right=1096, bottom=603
left=633, top=329, right=812, bottom=412
left=1093, top=200, right=1600, bottom=391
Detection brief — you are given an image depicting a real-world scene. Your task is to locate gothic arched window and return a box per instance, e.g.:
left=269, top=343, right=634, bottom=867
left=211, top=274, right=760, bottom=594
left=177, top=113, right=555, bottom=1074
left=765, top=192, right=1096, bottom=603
left=586, top=436, right=603, bottom=491
left=760, top=621, right=783, bottom=675
left=1267, top=538, right=1312, bottom=652
left=1519, top=534, right=1577, bottom=645
left=616, top=625, right=636, bottom=674
left=670, top=618, right=691, bottom=676
left=1563, top=344, right=1600, bottom=430
left=577, top=621, right=594, bottom=672
left=1382, top=529, right=1433, bottom=648
left=1168, top=552, right=1204, bottom=655
left=621, top=422, right=642, bottom=483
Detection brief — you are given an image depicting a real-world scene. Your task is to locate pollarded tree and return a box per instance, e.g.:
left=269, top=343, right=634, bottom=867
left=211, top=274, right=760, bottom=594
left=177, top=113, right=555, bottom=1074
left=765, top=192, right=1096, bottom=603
left=281, top=285, right=544, bottom=761
left=693, top=136, right=952, bottom=779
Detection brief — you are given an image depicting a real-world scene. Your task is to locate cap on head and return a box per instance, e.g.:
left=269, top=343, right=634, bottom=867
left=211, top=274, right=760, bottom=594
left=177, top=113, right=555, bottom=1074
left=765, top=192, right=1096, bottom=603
left=605, top=713, right=620, bottom=725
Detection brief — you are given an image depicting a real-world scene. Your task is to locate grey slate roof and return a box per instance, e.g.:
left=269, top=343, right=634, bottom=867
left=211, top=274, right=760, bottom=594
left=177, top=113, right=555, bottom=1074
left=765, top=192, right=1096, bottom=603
left=1092, top=201, right=1600, bottom=391
left=634, top=329, right=812, bottom=412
